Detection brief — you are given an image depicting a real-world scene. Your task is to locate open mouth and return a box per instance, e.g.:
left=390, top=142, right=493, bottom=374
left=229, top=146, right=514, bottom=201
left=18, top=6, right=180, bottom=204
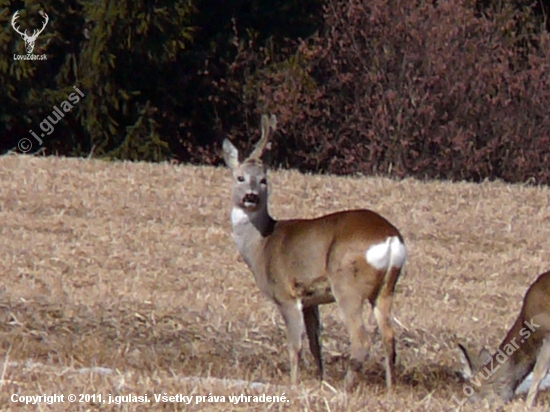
left=242, top=193, right=259, bottom=208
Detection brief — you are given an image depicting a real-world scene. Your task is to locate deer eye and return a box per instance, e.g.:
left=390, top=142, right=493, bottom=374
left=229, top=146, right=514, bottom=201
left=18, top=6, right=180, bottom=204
left=237, top=176, right=245, bottom=183
left=260, top=178, right=267, bottom=185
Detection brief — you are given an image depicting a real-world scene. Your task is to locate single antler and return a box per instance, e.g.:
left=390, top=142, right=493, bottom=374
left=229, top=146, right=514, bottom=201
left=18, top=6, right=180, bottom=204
left=248, top=114, right=277, bottom=160
left=33, top=11, right=49, bottom=38
left=11, top=11, right=27, bottom=38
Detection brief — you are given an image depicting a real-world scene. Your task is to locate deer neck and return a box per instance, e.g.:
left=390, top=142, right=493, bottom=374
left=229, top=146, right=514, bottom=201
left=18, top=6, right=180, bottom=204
left=477, top=357, right=525, bottom=403
left=230, top=206, right=275, bottom=269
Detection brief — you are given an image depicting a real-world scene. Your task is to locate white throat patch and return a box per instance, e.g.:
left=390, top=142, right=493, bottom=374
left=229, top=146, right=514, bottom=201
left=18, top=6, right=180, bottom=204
left=231, top=207, right=250, bottom=227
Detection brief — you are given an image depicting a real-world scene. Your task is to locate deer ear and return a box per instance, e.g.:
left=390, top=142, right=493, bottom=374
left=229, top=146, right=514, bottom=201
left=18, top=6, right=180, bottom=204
left=479, top=347, right=492, bottom=365
left=457, top=343, right=475, bottom=379
left=222, top=139, right=239, bottom=170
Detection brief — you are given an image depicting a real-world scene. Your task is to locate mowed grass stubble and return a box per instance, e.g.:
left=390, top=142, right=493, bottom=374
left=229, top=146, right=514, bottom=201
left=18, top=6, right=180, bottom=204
left=0, top=155, right=549, bottom=411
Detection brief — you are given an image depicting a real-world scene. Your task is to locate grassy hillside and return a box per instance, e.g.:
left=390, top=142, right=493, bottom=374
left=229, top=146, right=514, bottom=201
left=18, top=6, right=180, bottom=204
left=0, top=154, right=549, bottom=411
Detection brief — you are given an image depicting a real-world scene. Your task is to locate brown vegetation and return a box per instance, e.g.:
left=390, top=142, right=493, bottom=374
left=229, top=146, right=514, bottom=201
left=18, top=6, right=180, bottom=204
left=233, top=0, right=550, bottom=184
left=0, top=155, right=549, bottom=410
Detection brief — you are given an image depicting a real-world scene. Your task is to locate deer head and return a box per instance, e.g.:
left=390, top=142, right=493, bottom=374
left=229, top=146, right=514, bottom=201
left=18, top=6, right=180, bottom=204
left=223, top=114, right=277, bottom=215
left=12, top=11, right=49, bottom=54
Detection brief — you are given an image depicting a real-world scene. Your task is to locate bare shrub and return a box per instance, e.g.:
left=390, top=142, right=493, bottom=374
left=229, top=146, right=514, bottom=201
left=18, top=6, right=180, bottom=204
left=236, top=0, right=550, bottom=183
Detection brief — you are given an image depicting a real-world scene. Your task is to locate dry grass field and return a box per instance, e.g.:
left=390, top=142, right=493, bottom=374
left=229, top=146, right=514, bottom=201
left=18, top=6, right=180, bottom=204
left=1, top=154, right=550, bottom=411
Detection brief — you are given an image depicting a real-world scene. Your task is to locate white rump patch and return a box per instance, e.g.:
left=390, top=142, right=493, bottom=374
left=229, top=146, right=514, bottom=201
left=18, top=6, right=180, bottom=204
left=365, top=236, right=407, bottom=270
left=366, top=238, right=392, bottom=270
left=389, top=236, right=407, bottom=268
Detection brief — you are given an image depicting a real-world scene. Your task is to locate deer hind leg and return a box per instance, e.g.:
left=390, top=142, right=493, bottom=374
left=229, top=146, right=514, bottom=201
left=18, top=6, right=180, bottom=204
left=374, top=266, right=401, bottom=390
left=374, top=294, right=396, bottom=390
left=303, top=305, right=323, bottom=380
left=338, top=296, right=370, bottom=390
left=330, top=270, right=371, bottom=390
left=526, top=338, right=550, bottom=407
left=279, top=299, right=305, bottom=385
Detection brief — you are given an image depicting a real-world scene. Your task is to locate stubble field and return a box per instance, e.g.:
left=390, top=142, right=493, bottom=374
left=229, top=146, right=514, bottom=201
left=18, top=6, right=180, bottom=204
left=0, top=154, right=549, bottom=411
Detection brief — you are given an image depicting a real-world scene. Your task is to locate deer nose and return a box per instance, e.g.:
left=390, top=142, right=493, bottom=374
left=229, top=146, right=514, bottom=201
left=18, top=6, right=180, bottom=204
left=243, top=193, right=260, bottom=204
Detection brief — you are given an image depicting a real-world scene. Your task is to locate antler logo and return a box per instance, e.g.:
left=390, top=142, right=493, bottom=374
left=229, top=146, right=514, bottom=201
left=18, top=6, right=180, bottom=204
left=11, top=10, right=49, bottom=54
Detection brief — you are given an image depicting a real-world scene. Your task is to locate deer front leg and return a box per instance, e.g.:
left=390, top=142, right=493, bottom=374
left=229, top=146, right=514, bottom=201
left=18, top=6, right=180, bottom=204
left=279, top=299, right=305, bottom=385
left=303, top=305, right=324, bottom=380
left=526, top=338, right=550, bottom=407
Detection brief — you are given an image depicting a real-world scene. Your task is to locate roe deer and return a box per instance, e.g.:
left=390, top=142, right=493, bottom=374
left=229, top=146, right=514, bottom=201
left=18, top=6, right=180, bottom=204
left=223, top=114, right=407, bottom=389
left=457, top=270, right=550, bottom=407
